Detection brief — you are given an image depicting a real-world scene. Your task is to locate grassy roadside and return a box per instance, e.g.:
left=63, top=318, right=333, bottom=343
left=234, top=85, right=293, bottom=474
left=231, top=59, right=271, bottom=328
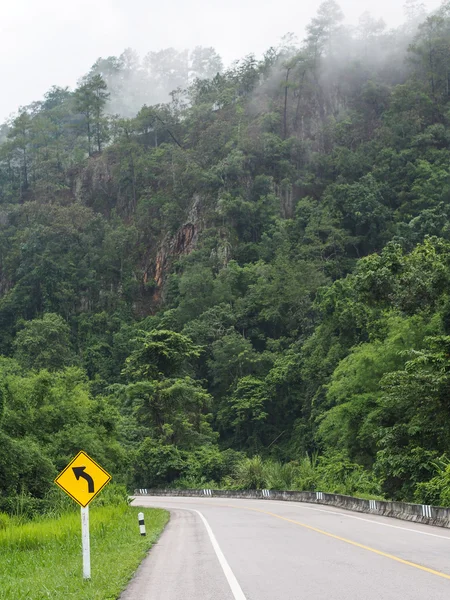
left=0, top=505, right=169, bottom=599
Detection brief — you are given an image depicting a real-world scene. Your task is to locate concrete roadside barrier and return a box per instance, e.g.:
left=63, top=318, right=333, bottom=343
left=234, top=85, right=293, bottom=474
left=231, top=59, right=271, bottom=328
left=133, top=488, right=450, bottom=529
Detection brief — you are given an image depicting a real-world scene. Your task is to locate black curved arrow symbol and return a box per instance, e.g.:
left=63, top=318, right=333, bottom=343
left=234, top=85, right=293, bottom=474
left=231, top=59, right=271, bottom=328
left=73, top=466, right=95, bottom=493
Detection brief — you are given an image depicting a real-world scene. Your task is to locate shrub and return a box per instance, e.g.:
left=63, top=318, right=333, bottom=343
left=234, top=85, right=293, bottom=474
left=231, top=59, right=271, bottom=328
left=184, top=446, right=244, bottom=483
left=234, top=455, right=266, bottom=489
left=294, top=454, right=320, bottom=491
left=132, top=439, right=185, bottom=487
left=316, top=452, right=381, bottom=496
left=414, top=457, right=450, bottom=506
left=263, top=460, right=300, bottom=490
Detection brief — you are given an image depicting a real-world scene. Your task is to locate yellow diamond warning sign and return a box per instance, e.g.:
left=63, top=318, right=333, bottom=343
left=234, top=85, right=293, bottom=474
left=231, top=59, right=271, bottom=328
left=54, top=451, right=111, bottom=507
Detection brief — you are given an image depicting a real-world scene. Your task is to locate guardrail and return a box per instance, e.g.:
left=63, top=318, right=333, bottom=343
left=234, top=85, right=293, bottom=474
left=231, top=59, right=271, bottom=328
left=134, top=488, right=450, bottom=529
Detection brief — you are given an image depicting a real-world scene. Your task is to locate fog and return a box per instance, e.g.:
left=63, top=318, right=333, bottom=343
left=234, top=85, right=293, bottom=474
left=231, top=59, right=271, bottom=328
left=0, top=0, right=444, bottom=121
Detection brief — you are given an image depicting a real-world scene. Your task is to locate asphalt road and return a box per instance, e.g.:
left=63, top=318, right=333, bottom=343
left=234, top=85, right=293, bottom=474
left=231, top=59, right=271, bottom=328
left=121, top=496, right=450, bottom=600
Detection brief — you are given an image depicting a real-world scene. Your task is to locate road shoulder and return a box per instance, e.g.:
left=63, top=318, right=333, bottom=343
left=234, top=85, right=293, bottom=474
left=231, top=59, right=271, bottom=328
left=119, top=508, right=234, bottom=600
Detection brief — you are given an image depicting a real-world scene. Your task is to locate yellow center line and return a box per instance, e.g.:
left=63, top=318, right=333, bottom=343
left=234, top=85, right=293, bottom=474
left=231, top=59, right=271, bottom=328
left=221, top=503, right=450, bottom=581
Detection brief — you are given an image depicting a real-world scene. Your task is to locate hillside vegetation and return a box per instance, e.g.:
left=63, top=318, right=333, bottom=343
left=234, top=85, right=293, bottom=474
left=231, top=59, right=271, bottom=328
left=2, top=0, right=450, bottom=509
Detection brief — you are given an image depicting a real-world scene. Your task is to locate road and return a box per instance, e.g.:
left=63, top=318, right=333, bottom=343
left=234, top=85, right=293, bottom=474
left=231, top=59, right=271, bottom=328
left=121, top=496, right=450, bottom=600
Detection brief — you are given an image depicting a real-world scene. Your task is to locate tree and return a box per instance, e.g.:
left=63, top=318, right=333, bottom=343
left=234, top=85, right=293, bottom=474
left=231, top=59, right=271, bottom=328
left=0, top=432, right=56, bottom=500
left=123, top=329, right=202, bottom=381
left=375, top=335, right=450, bottom=499
left=7, top=112, right=32, bottom=198
left=409, top=8, right=450, bottom=108
left=13, top=313, right=74, bottom=371
left=220, top=375, right=268, bottom=451
left=121, top=329, right=215, bottom=442
left=190, top=47, right=223, bottom=81
left=124, top=376, right=215, bottom=448
left=208, top=332, right=265, bottom=397
left=306, top=0, right=345, bottom=59
left=143, top=48, right=189, bottom=100
left=318, top=314, right=433, bottom=467
left=132, top=439, right=185, bottom=487
left=41, top=86, right=72, bottom=111
left=324, top=174, right=391, bottom=256
left=74, top=74, right=109, bottom=154
left=0, top=363, right=123, bottom=502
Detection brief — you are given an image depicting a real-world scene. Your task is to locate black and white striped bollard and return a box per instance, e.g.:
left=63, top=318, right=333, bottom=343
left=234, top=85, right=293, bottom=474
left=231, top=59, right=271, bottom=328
left=138, top=512, right=146, bottom=536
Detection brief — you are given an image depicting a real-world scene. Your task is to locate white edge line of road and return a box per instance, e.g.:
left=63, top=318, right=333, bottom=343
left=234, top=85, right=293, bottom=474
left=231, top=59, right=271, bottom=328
left=193, top=509, right=247, bottom=600
left=138, top=497, right=450, bottom=542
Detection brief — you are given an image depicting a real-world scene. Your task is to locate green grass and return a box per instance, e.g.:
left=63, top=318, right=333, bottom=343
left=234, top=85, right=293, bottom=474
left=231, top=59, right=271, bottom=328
left=0, top=505, right=169, bottom=599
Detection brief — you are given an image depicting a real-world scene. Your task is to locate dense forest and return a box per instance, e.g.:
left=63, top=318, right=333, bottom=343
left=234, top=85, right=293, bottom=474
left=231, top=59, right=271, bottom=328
left=3, top=0, right=450, bottom=515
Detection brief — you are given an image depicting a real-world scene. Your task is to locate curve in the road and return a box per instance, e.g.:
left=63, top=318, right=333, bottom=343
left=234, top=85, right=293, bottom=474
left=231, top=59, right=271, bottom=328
left=123, top=496, right=450, bottom=600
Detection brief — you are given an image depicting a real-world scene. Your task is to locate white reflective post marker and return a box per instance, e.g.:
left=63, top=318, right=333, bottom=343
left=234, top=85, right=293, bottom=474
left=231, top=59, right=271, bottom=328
left=81, top=506, right=91, bottom=579
left=138, top=511, right=146, bottom=536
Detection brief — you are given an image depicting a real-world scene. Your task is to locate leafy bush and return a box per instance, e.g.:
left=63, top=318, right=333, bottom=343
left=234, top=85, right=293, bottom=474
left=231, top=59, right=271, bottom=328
left=316, top=452, right=381, bottom=496
left=234, top=455, right=266, bottom=489
left=132, top=439, right=185, bottom=487
left=184, top=446, right=244, bottom=483
left=0, top=433, right=56, bottom=500
left=294, top=454, right=321, bottom=491
left=0, top=492, right=49, bottom=521
left=92, top=483, right=130, bottom=507
left=414, top=457, right=450, bottom=506
left=224, top=452, right=380, bottom=497
left=262, top=460, right=300, bottom=490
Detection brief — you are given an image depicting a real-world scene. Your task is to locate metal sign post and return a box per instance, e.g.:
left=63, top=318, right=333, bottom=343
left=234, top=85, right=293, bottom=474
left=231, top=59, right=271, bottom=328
left=54, top=450, right=111, bottom=581
left=81, top=506, right=91, bottom=579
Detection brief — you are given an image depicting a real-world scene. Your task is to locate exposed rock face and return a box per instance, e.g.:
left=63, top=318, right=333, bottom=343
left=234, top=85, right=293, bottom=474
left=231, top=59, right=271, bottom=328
left=154, top=223, right=197, bottom=288
left=149, top=195, right=202, bottom=303
left=70, top=154, right=203, bottom=312
left=71, top=153, right=121, bottom=215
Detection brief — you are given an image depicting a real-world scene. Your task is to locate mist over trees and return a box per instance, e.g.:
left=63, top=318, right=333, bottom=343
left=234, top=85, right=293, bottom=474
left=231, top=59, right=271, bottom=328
left=89, top=46, right=223, bottom=117
left=3, top=1, right=450, bottom=513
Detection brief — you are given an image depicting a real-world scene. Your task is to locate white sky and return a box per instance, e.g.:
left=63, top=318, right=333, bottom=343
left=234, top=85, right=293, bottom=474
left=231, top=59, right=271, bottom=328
left=0, top=0, right=444, bottom=121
